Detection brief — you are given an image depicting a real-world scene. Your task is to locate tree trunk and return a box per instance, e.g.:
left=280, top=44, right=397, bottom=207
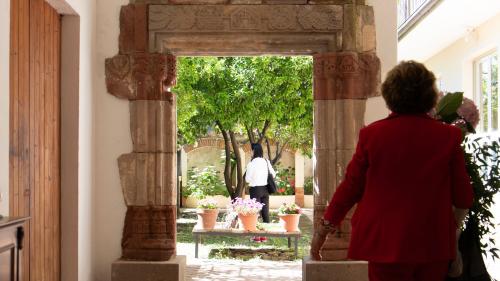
left=265, top=137, right=287, bottom=165
left=217, top=121, right=235, bottom=198
left=229, top=131, right=245, bottom=199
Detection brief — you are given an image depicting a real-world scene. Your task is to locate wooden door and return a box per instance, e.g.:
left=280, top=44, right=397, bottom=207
left=9, top=0, right=61, bottom=280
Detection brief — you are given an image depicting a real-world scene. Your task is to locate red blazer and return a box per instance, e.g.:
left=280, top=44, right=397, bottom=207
left=323, top=113, right=473, bottom=263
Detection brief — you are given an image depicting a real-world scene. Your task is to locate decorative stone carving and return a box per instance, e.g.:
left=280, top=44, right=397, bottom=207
left=298, top=6, right=343, bottom=30
left=105, top=53, right=176, bottom=100
left=119, top=4, right=148, bottom=54
left=130, top=100, right=176, bottom=153
left=122, top=205, right=176, bottom=261
left=149, top=5, right=344, bottom=53
left=118, top=153, right=177, bottom=206
left=150, top=5, right=343, bottom=33
left=313, top=52, right=380, bottom=100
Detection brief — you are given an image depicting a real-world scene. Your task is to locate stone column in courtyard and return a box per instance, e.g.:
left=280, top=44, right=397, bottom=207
left=312, top=2, right=381, bottom=263
left=105, top=4, right=185, bottom=281
left=294, top=151, right=305, bottom=207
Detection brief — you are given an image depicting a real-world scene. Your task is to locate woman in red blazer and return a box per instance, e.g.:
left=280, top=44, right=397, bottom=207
left=310, top=61, right=474, bottom=281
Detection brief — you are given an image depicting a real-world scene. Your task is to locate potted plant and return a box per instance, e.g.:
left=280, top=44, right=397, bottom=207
left=228, top=198, right=263, bottom=231
left=278, top=203, right=302, bottom=232
left=196, top=198, right=219, bottom=230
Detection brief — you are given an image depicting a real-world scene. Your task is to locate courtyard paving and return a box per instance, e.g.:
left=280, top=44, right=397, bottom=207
left=177, top=209, right=313, bottom=281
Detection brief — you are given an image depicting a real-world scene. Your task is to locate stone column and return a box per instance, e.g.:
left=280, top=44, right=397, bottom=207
left=313, top=51, right=380, bottom=260
left=294, top=151, right=305, bottom=207
left=105, top=3, right=179, bottom=262
left=180, top=148, right=188, bottom=194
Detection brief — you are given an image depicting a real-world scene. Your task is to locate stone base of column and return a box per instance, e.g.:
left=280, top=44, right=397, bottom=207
left=302, top=257, right=368, bottom=281
left=112, top=256, right=186, bottom=281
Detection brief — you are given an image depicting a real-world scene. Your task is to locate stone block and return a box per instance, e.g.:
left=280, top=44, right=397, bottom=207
left=320, top=249, right=348, bottom=260
left=322, top=231, right=350, bottom=250
left=313, top=52, right=380, bottom=100
left=314, top=100, right=336, bottom=150
left=334, top=149, right=355, bottom=186
left=130, top=100, right=176, bottom=153
left=335, top=100, right=366, bottom=149
left=308, top=0, right=351, bottom=4
left=122, top=205, right=177, bottom=261
left=231, top=0, right=262, bottom=3
left=119, top=4, right=148, bottom=54
left=342, top=4, right=375, bottom=52
left=303, top=257, right=368, bottom=281
left=112, top=256, right=186, bottom=281
left=118, top=153, right=177, bottom=206
left=169, top=0, right=229, bottom=3
left=105, top=53, right=176, bottom=101
left=313, top=149, right=337, bottom=205
left=265, top=0, right=307, bottom=4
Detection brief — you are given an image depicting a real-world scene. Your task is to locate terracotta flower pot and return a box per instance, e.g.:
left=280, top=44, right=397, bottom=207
left=196, top=209, right=219, bottom=230
left=237, top=213, right=258, bottom=231
left=279, top=213, right=301, bottom=232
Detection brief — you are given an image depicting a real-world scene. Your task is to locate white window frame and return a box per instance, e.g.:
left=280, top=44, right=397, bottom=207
left=474, top=50, right=499, bottom=134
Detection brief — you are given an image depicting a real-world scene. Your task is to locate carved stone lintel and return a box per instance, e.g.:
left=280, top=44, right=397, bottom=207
left=120, top=4, right=148, bottom=54
left=313, top=52, right=380, bottom=100
left=122, top=205, right=176, bottom=261
left=118, top=153, right=177, bottom=206
left=105, top=53, right=176, bottom=100
left=149, top=5, right=343, bottom=33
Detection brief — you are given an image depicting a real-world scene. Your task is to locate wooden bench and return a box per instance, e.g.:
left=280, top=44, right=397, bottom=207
left=192, top=223, right=301, bottom=259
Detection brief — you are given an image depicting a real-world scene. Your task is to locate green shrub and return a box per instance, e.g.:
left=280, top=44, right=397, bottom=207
left=184, top=166, right=229, bottom=199
left=303, top=177, right=313, bottom=195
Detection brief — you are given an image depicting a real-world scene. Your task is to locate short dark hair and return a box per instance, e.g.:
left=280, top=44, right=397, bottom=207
left=251, top=143, right=263, bottom=159
left=382, top=61, right=438, bottom=114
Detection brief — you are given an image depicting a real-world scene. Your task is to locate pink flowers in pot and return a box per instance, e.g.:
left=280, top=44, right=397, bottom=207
left=228, top=198, right=263, bottom=215
left=278, top=202, right=302, bottom=215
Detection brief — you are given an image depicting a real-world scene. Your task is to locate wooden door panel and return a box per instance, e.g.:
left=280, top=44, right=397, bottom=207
left=10, top=1, right=61, bottom=280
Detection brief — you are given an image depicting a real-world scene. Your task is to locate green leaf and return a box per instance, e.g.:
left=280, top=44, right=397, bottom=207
left=436, top=92, right=463, bottom=120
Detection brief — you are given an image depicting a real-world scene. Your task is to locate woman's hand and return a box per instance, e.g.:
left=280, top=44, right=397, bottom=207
left=310, top=219, right=337, bottom=261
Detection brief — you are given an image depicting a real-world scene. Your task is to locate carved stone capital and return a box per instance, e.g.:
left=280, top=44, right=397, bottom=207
left=105, top=53, right=176, bottom=100
left=122, top=205, right=176, bottom=261
left=313, top=52, right=380, bottom=100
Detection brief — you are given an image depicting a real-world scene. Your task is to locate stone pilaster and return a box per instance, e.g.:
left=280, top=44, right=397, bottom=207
left=105, top=4, right=178, bottom=262
left=130, top=100, right=177, bottom=153
left=312, top=51, right=380, bottom=261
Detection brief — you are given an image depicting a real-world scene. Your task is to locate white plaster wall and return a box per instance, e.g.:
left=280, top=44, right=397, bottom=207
left=425, top=13, right=500, bottom=100
left=365, top=0, right=398, bottom=124
left=56, top=1, right=97, bottom=280
left=0, top=0, right=10, bottom=216
left=93, top=1, right=130, bottom=281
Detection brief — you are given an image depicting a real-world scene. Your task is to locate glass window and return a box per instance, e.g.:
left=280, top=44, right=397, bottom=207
left=475, top=52, right=499, bottom=133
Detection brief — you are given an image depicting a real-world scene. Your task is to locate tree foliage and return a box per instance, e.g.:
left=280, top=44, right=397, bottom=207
left=174, top=56, right=313, bottom=198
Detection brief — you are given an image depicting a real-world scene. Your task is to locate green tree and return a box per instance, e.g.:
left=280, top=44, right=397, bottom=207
left=174, top=56, right=313, bottom=199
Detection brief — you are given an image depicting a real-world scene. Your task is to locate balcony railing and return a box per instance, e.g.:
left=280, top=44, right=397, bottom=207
left=398, top=0, right=442, bottom=39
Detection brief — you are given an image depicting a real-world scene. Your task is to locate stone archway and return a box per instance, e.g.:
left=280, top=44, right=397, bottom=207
left=105, top=1, right=380, bottom=279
